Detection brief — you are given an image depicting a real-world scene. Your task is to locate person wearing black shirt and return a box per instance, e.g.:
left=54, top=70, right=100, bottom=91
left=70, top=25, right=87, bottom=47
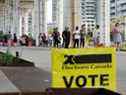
left=52, top=28, right=60, bottom=48
left=13, top=33, right=17, bottom=46
left=62, top=27, right=70, bottom=48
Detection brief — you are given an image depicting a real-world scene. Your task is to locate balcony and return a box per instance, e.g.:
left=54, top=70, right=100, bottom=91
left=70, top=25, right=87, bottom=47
left=110, top=0, right=115, bottom=3
left=120, top=5, right=126, bottom=11
left=118, top=0, right=126, bottom=5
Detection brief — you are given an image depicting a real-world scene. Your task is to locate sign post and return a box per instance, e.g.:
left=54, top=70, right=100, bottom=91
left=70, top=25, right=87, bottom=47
left=51, top=48, right=116, bottom=91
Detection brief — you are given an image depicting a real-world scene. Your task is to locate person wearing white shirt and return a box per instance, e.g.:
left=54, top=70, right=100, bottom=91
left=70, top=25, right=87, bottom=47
left=73, top=26, right=80, bottom=48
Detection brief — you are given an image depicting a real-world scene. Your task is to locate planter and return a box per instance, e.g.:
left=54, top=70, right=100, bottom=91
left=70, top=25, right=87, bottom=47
left=0, top=52, right=34, bottom=67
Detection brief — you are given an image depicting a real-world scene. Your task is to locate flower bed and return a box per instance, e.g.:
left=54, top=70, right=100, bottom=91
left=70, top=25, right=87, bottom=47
left=0, top=52, right=34, bottom=67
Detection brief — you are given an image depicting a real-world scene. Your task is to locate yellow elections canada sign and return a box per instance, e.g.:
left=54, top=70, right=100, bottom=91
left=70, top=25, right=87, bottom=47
left=51, top=48, right=116, bottom=91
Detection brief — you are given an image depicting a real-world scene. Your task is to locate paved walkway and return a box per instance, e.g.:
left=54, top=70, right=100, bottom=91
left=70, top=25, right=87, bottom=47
left=0, top=67, right=50, bottom=94
left=0, top=70, right=19, bottom=93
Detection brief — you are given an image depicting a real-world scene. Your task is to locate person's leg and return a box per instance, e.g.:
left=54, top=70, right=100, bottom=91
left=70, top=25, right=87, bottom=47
left=65, top=40, right=69, bottom=48
left=73, top=39, right=76, bottom=48
left=54, top=39, right=56, bottom=47
left=82, top=39, right=85, bottom=48
left=117, top=42, right=121, bottom=51
left=80, top=39, right=84, bottom=48
left=63, top=40, right=65, bottom=48
left=114, top=42, right=119, bottom=51
left=67, top=41, right=70, bottom=48
left=56, top=40, right=59, bottom=48
left=77, top=39, right=79, bottom=48
left=65, top=41, right=67, bottom=48
left=80, top=39, right=82, bottom=48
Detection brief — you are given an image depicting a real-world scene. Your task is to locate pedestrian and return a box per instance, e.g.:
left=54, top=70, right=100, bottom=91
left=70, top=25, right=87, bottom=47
left=7, top=31, right=12, bottom=46
left=48, top=33, right=53, bottom=47
left=62, top=27, right=71, bottom=48
left=62, top=29, right=66, bottom=48
left=73, top=26, right=80, bottom=48
left=0, top=31, right=3, bottom=46
left=38, top=33, right=42, bottom=46
left=42, top=33, right=48, bottom=47
left=80, top=25, right=86, bottom=48
left=52, top=28, right=60, bottom=48
left=93, top=25, right=100, bottom=47
left=20, top=35, right=26, bottom=46
left=13, top=33, right=17, bottom=46
left=4, top=34, right=8, bottom=46
left=25, top=35, right=29, bottom=46
left=112, top=23, right=122, bottom=50
left=87, top=28, right=93, bottom=47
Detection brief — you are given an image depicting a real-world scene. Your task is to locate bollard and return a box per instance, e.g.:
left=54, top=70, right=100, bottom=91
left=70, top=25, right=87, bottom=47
left=16, top=51, right=19, bottom=57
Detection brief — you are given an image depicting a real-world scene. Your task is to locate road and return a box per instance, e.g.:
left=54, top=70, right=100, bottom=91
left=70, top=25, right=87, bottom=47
left=0, top=47, right=126, bottom=94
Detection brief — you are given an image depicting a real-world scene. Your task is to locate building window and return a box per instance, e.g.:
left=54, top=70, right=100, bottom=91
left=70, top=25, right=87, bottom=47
left=110, top=0, right=115, bottom=3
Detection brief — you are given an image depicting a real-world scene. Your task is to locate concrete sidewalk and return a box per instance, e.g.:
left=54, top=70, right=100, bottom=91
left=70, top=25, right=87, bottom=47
left=0, top=70, right=19, bottom=93
left=0, top=67, right=50, bottom=94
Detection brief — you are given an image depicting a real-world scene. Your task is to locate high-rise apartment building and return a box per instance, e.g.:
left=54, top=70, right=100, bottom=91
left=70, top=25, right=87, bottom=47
left=52, top=0, right=110, bottom=46
left=110, top=0, right=126, bottom=41
left=110, top=0, right=126, bottom=19
left=52, top=0, right=58, bottom=27
left=80, top=0, right=97, bottom=31
left=0, top=0, right=20, bottom=37
left=52, top=0, right=97, bottom=32
left=52, top=0, right=76, bottom=32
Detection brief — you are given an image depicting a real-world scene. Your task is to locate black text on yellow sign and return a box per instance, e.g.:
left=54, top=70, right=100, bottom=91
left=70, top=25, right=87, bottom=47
left=63, top=74, right=109, bottom=88
left=51, top=48, right=116, bottom=91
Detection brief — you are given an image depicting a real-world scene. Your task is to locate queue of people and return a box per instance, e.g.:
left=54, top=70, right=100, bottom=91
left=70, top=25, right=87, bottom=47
left=48, top=23, right=123, bottom=49
left=0, top=31, right=17, bottom=46
left=61, top=25, right=98, bottom=48
left=0, top=23, right=123, bottom=50
left=0, top=31, right=35, bottom=47
left=46, top=25, right=98, bottom=48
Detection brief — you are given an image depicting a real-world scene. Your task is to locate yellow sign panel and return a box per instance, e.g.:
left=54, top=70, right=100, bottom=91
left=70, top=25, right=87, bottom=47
left=51, top=48, right=116, bottom=91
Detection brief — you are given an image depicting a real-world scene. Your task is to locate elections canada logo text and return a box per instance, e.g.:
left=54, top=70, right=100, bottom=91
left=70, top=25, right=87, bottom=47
left=52, top=48, right=116, bottom=91
left=63, top=54, right=112, bottom=64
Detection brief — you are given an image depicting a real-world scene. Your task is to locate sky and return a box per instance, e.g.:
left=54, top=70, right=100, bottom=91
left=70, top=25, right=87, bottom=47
left=47, top=0, right=52, bottom=24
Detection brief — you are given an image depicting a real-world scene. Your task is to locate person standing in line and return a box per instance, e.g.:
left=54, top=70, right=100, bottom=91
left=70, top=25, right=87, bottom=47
left=73, top=26, right=80, bottom=48
left=87, top=28, right=93, bottom=47
left=112, top=23, right=122, bottom=50
left=41, top=33, right=47, bottom=47
left=4, top=34, right=7, bottom=46
left=52, top=28, right=60, bottom=48
left=39, top=33, right=43, bottom=46
left=62, top=28, right=66, bottom=48
left=13, top=33, right=17, bottom=46
left=62, top=27, right=71, bottom=48
left=93, top=25, right=100, bottom=47
left=48, top=33, right=53, bottom=47
left=80, top=25, right=86, bottom=48
left=7, top=31, right=12, bottom=46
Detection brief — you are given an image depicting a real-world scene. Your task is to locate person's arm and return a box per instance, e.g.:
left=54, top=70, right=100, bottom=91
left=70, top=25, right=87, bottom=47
left=73, top=31, right=76, bottom=35
left=62, top=31, right=65, bottom=38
